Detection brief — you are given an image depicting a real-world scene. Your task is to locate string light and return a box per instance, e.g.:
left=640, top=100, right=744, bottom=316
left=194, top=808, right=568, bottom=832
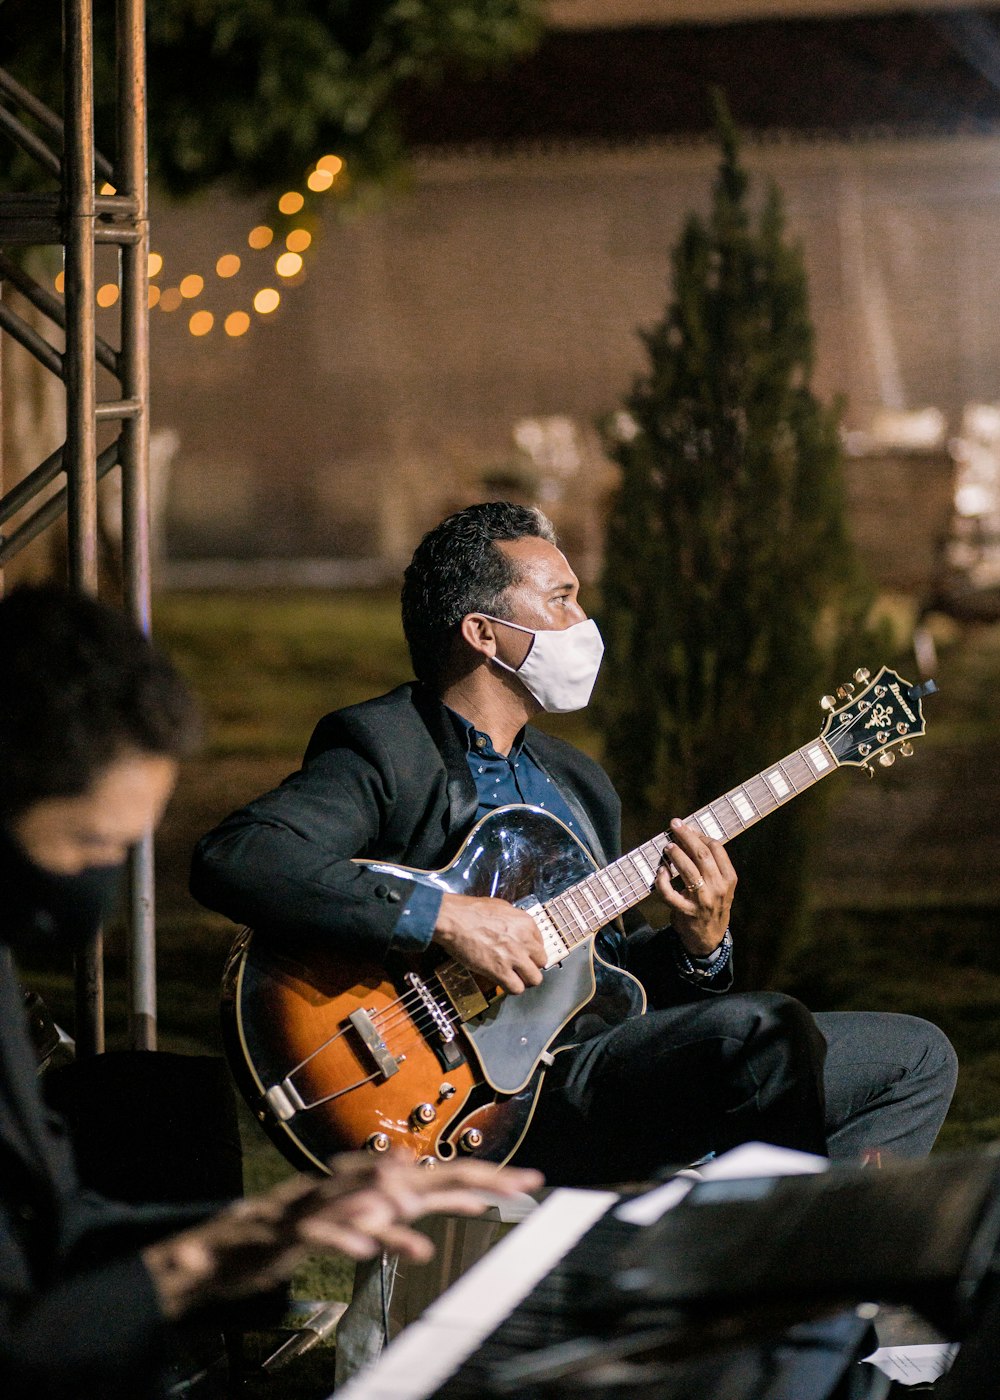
left=253, top=288, right=280, bottom=314
left=275, top=252, right=303, bottom=279
left=52, top=153, right=346, bottom=340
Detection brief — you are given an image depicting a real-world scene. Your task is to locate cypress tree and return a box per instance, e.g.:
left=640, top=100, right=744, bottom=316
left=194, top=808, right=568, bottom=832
left=598, top=97, right=872, bottom=983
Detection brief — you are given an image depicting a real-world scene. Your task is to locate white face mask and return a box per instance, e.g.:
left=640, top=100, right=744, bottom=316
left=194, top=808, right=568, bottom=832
left=481, top=615, right=605, bottom=713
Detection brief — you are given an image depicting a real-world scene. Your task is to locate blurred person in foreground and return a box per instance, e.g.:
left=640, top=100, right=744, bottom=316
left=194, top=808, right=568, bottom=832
left=0, top=584, right=540, bottom=1400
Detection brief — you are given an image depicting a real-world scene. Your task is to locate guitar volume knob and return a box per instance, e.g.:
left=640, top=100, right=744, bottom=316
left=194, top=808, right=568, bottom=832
left=411, top=1102, right=437, bottom=1126
left=459, top=1128, right=483, bottom=1154
left=365, top=1132, right=391, bottom=1154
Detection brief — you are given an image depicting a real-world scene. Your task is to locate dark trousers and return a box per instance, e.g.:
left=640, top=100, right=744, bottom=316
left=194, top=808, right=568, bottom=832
left=513, top=993, right=959, bottom=1184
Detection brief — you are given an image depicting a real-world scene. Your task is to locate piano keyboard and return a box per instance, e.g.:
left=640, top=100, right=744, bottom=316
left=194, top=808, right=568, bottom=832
left=332, top=1187, right=620, bottom=1400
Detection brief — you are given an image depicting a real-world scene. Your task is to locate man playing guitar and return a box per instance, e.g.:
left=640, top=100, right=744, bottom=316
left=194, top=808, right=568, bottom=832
left=192, top=501, right=957, bottom=1372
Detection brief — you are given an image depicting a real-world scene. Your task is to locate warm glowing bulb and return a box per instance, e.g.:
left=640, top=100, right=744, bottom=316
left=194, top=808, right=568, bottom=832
left=148, top=285, right=161, bottom=308
left=225, top=311, right=251, bottom=337
left=216, top=253, right=241, bottom=278
left=54, top=271, right=65, bottom=294
left=317, top=155, right=344, bottom=175
left=148, top=251, right=163, bottom=277
left=278, top=191, right=304, bottom=215
left=96, top=283, right=119, bottom=308
left=285, top=228, right=311, bottom=253
left=159, top=288, right=182, bottom=312
left=275, top=252, right=303, bottom=278
left=179, top=274, right=204, bottom=299
left=189, top=310, right=214, bottom=337
left=248, top=225, right=273, bottom=250
left=253, top=288, right=280, bottom=315
left=307, top=169, right=334, bottom=192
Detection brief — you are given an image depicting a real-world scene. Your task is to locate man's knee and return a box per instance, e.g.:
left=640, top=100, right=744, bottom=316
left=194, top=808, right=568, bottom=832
left=725, top=991, right=827, bottom=1068
left=910, top=1016, right=959, bottom=1099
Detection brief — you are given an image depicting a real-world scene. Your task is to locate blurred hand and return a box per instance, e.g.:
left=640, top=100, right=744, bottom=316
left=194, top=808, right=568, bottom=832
left=144, top=1152, right=543, bottom=1319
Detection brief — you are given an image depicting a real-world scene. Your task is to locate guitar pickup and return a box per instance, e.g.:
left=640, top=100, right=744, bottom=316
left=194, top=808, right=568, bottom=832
left=348, top=1008, right=401, bottom=1079
left=435, top=962, right=490, bottom=1021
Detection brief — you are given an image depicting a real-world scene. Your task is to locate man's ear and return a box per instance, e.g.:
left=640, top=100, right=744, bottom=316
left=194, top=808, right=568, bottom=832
left=458, top=614, right=497, bottom=660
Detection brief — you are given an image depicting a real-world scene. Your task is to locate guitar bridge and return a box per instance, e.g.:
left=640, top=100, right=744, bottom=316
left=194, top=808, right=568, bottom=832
left=347, top=1007, right=401, bottom=1079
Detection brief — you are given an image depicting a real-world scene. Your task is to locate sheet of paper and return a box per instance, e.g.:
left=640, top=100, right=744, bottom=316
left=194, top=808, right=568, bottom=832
left=862, top=1342, right=959, bottom=1385
left=616, top=1140, right=828, bottom=1225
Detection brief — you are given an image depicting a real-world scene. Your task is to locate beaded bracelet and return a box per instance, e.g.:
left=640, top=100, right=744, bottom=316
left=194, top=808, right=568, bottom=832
left=672, top=926, right=733, bottom=981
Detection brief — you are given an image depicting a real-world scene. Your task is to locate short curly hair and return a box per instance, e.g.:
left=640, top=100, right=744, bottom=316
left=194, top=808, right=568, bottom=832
left=0, top=585, right=199, bottom=820
left=401, top=501, right=556, bottom=686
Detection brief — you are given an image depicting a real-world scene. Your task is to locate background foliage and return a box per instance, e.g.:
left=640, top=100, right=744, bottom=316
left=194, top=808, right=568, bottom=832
left=597, top=98, right=874, bottom=982
left=1, top=0, right=541, bottom=196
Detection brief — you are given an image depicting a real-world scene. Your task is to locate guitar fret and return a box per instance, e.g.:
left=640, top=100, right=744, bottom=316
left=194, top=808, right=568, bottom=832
left=744, top=775, right=778, bottom=816
left=630, top=849, right=657, bottom=885
left=802, top=740, right=834, bottom=775
left=615, top=858, right=648, bottom=900
left=562, top=891, right=593, bottom=936
left=577, top=883, right=606, bottom=924
left=693, top=809, right=726, bottom=842
left=546, top=899, right=578, bottom=944
left=763, top=766, right=792, bottom=799
left=595, top=869, right=625, bottom=909
left=728, top=787, right=758, bottom=825
left=713, top=795, right=746, bottom=835
left=782, top=753, right=812, bottom=789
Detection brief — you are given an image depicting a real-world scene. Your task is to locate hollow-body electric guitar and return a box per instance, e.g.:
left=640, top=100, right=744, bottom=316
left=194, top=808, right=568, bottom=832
left=222, top=666, right=935, bottom=1172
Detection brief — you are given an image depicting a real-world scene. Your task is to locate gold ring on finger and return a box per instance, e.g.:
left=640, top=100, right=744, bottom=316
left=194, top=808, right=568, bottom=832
left=685, top=878, right=705, bottom=894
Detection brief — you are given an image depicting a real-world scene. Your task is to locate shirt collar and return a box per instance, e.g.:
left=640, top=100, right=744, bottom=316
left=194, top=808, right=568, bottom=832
left=445, top=706, right=526, bottom=760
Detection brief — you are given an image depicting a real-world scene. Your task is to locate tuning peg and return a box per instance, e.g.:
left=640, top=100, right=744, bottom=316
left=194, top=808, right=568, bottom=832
left=836, top=684, right=855, bottom=700
left=854, top=668, right=871, bottom=685
left=821, top=694, right=836, bottom=711
left=878, top=750, right=896, bottom=767
left=862, top=762, right=875, bottom=780
left=899, top=741, right=914, bottom=757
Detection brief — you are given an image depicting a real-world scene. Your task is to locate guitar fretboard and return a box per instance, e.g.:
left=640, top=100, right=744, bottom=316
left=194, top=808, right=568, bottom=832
left=534, top=735, right=838, bottom=962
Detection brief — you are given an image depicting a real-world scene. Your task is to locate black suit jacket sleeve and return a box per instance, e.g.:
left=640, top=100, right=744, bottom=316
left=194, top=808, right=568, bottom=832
left=191, top=684, right=466, bottom=961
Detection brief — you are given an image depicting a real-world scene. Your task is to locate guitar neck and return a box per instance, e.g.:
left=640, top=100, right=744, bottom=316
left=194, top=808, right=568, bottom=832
left=538, top=734, right=838, bottom=953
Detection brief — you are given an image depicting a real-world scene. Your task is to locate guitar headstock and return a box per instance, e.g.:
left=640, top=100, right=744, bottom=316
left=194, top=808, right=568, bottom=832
left=820, top=666, right=936, bottom=773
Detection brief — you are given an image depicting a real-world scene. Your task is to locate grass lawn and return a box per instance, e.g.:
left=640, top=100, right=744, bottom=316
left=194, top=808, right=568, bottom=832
left=20, top=589, right=1000, bottom=1397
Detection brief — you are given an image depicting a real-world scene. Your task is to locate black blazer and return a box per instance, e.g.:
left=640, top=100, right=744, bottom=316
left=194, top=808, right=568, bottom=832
left=191, top=683, right=729, bottom=1007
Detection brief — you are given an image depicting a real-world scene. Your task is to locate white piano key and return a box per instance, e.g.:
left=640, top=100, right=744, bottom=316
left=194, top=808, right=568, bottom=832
left=332, top=1187, right=619, bottom=1400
